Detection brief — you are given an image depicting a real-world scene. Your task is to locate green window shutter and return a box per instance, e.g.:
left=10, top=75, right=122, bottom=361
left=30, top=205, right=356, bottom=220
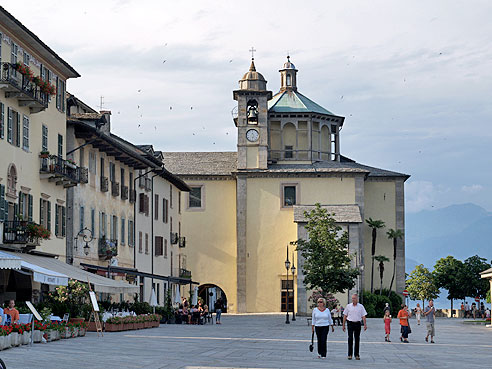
left=28, top=194, right=33, bottom=222
left=7, top=107, right=12, bottom=143
left=47, top=201, right=51, bottom=231
left=18, top=192, right=23, bottom=218
left=62, top=206, right=66, bottom=237
left=55, top=204, right=59, bottom=236
left=0, top=184, right=5, bottom=221
left=39, top=198, right=44, bottom=226
left=15, top=113, right=20, bottom=147
left=14, top=203, right=18, bottom=220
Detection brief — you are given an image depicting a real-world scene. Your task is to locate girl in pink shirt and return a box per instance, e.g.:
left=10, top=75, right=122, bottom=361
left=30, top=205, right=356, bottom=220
left=384, top=310, right=392, bottom=342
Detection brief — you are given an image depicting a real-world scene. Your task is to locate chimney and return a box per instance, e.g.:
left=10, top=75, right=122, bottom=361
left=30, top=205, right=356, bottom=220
left=99, top=110, right=111, bottom=133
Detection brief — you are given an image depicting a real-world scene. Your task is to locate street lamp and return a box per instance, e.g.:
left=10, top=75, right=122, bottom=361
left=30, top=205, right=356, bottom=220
left=75, top=227, right=93, bottom=256
left=291, top=252, right=296, bottom=321
left=285, top=244, right=291, bottom=324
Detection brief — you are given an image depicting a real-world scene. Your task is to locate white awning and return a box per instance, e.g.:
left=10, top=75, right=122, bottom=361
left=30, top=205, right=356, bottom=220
left=3, top=251, right=138, bottom=294
left=21, top=260, right=69, bottom=286
left=0, top=251, right=22, bottom=270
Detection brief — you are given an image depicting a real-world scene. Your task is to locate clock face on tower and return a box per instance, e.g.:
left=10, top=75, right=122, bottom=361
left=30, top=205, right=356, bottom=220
left=246, top=129, right=259, bottom=142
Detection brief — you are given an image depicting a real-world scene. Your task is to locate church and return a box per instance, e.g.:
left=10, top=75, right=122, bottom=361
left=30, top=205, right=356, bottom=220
left=164, top=56, right=409, bottom=314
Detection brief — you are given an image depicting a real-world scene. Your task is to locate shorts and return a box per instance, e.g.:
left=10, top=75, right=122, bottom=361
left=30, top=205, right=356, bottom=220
left=426, top=322, right=435, bottom=336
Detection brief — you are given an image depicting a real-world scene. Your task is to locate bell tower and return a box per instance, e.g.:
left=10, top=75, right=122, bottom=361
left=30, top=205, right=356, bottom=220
left=233, top=58, right=272, bottom=169
left=279, top=55, right=298, bottom=92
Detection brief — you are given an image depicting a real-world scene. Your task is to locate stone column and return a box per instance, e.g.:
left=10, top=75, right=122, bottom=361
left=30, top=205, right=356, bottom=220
left=236, top=175, right=247, bottom=313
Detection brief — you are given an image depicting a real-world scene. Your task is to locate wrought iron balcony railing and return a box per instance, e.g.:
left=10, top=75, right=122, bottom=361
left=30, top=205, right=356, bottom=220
left=178, top=236, right=186, bottom=248
left=170, top=232, right=179, bottom=245
left=111, top=181, right=120, bottom=197
left=79, top=167, right=89, bottom=184
left=98, top=237, right=118, bottom=260
left=3, top=220, right=39, bottom=247
left=121, top=185, right=129, bottom=200
left=100, top=176, right=109, bottom=192
left=179, top=268, right=192, bottom=279
left=39, top=155, right=82, bottom=187
left=129, top=190, right=136, bottom=203
left=0, top=62, right=48, bottom=113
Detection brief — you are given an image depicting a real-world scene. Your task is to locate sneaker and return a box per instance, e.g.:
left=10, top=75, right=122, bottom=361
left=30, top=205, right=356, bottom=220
left=348, top=356, right=352, bottom=360
left=355, top=356, right=360, bottom=360
left=431, top=340, right=435, bottom=343
left=425, top=336, right=428, bottom=342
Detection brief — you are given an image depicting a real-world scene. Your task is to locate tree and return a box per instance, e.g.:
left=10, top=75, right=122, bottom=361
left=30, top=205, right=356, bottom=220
left=386, top=229, right=403, bottom=296
left=406, top=264, right=439, bottom=306
left=366, top=218, right=386, bottom=293
left=433, top=256, right=466, bottom=313
left=462, top=255, right=491, bottom=300
left=374, top=255, right=390, bottom=295
left=294, top=204, right=359, bottom=295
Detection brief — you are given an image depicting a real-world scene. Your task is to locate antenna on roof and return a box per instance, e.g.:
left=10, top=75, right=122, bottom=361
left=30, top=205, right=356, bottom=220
left=98, top=96, right=105, bottom=110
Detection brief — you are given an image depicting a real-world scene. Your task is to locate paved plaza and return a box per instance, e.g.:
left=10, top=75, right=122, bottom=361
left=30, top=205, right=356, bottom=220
left=1, top=315, right=491, bottom=369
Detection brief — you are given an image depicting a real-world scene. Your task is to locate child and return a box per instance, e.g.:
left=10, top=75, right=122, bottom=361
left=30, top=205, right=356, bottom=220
left=384, top=310, right=392, bottom=342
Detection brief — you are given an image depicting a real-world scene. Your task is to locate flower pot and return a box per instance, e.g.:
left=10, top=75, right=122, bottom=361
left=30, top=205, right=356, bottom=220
left=105, top=323, right=116, bottom=332
left=79, top=328, right=86, bottom=337
left=69, top=318, right=85, bottom=324
left=0, top=336, right=9, bottom=350
left=46, top=330, right=56, bottom=342
left=33, top=330, right=42, bottom=343
left=87, top=322, right=97, bottom=331
left=71, top=327, right=78, bottom=338
left=10, top=332, right=20, bottom=347
left=22, top=331, right=31, bottom=345
left=60, top=328, right=70, bottom=339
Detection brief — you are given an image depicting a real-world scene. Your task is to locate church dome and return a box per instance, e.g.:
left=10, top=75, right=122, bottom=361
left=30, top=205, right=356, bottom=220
left=280, top=56, right=297, bottom=71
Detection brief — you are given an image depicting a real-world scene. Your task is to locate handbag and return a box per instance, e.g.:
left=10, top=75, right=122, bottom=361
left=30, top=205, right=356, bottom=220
left=309, top=331, right=314, bottom=352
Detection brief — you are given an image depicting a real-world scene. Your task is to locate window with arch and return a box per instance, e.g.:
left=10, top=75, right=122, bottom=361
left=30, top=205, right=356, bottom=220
left=282, top=123, right=296, bottom=159
left=321, top=125, right=330, bottom=161
left=7, top=164, right=17, bottom=196
left=286, top=74, right=291, bottom=86
left=246, top=99, right=258, bottom=124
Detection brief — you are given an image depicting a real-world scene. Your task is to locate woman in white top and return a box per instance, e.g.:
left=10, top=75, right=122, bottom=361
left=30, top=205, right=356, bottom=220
left=311, top=298, right=334, bottom=358
left=415, top=303, right=422, bottom=325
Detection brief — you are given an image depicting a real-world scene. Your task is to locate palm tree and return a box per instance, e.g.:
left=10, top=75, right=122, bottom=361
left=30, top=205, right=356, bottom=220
left=366, top=218, right=385, bottom=293
left=387, top=229, right=404, bottom=296
left=375, top=255, right=390, bottom=295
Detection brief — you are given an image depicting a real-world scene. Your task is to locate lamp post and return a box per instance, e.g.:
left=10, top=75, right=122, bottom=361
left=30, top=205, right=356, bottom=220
left=285, top=244, right=291, bottom=324
left=291, top=252, right=296, bottom=321
left=75, top=227, right=93, bottom=256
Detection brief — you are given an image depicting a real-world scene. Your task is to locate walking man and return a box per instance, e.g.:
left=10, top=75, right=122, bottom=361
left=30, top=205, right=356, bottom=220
left=424, top=299, right=436, bottom=343
left=342, top=294, right=367, bottom=360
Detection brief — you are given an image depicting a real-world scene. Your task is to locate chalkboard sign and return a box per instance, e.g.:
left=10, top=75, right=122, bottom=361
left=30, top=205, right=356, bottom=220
left=89, top=291, right=99, bottom=312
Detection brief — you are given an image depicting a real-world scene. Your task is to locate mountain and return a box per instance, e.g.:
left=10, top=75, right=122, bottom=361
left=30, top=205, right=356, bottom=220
left=405, top=203, right=492, bottom=270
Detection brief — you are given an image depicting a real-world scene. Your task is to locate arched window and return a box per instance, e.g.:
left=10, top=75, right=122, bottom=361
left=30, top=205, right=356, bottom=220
left=246, top=99, right=258, bottom=123
left=282, top=123, right=296, bottom=159
left=7, top=164, right=17, bottom=196
left=321, top=125, right=330, bottom=161
left=286, top=74, right=292, bottom=86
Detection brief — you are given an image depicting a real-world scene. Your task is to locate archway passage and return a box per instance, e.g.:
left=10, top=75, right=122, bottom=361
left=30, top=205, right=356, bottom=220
left=198, top=284, right=227, bottom=313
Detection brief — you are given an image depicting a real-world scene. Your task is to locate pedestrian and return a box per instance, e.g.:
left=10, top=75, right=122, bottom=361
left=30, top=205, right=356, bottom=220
left=486, top=308, right=491, bottom=320
left=311, top=298, right=335, bottom=359
left=464, top=301, right=470, bottom=318
left=330, top=306, right=338, bottom=326
left=4, top=299, right=20, bottom=324
left=415, top=303, right=422, bottom=325
left=471, top=303, right=477, bottom=319
left=384, top=310, right=392, bottom=342
left=337, top=305, right=343, bottom=326
left=424, top=299, right=436, bottom=343
left=480, top=302, right=485, bottom=318
left=215, top=297, right=223, bottom=324
left=397, top=305, right=410, bottom=343
left=342, top=293, right=367, bottom=361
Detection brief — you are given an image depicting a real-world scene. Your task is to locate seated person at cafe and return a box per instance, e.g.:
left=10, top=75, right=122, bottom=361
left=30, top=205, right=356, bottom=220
left=5, top=299, right=20, bottom=324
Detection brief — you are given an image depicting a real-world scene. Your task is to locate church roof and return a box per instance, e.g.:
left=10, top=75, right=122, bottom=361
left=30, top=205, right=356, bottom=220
left=293, top=205, right=362, bottom=223
left=162, top=152, right=409, bottom=179
left=268, top=90, right=333, bottom=115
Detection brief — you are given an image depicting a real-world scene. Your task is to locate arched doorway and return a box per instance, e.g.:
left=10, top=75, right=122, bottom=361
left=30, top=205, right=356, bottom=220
left=198, top=284, right=227, bottom=313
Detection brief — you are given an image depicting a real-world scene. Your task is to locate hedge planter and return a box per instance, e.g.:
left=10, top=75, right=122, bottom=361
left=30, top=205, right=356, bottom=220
left=10, top=332, right=20, bottom=347
left=22, top=331, right=31, bottom=345
left=60, top=328, right=71, bottom=339
left=71, top=328, right=79, bottom=338
left=105, top=323, right=119, bottom=332
left=33, top=330, right=42, bottom=343
left=46, top=330, right=57, bottom=342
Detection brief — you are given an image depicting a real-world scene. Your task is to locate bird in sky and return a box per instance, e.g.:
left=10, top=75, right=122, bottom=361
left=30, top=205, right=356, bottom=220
left=340, top=96, right=344, bottom=99
left=137, top=89, right=141, bottom=92
left=229, top=60, right=233, bottom=63
left=163, top=60, right=167, bottom=64
left=170, top=106, right=172, bottom=110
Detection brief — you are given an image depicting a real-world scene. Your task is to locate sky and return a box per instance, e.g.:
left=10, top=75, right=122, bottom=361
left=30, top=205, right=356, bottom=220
left=3, top=0, right=491, bottom=213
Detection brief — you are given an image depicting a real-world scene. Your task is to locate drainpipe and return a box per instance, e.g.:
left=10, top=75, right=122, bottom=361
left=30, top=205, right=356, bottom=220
left=133, top=169, right=154, bottom=270
left=151, top=170, right=165, bottom=295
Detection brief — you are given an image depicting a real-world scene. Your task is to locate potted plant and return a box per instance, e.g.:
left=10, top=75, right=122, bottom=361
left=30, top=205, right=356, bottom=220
left=21, top=323, right=31, bottom=345
left=26, top=222, right=51, bottom=240
left=33, top=321, right=46, bottom=343
left=0, top=325, right=12, bottom=350
left=10, top=323, right=23, bottom=346
left=65, top=158, right=77, bottom=169
left=39, top=150, right=50, bottom=158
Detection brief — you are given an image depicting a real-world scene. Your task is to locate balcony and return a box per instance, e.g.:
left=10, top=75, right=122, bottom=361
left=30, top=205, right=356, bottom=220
left=129, top=190, right=136, bottom=203
left=98, top=237, right=118, bottom=260
left=178, top=236, right=186, bottom=248
left=111, top=181, right=120, bottom=197
left=179, top=268, right=192, bottom=279
left=121, top=185, right=129, bottom=200
left=144, top=177, right=152, bottom=191
left=170, top=232, right=179, bottom=245
left=39, top=155, right=82, bottom=188
left=268, top=149, right=338, bottom=162
left=79, top=167, right=89, bottom=184
left=0, top=62, right=48, bottom=113
left=3, top=221, right=40, bottom=248
left=100, top=176, right=109, bottom=192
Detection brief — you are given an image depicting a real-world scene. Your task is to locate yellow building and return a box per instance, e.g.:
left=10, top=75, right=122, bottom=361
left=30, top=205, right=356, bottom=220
left=164, top=56, right=409, bottom=314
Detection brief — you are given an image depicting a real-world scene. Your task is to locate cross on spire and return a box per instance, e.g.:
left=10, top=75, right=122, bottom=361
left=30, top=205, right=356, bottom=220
left=249, top=46, right=256, bottom=59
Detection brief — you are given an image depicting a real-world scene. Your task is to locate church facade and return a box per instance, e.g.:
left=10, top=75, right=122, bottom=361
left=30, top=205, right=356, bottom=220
left=164, top=57, right=409, bottom=314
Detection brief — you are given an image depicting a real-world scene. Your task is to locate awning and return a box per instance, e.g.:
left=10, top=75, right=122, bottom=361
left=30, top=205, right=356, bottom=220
left=0, top=251, right=22, bottom=270
left=21, top=260, right=68, bottom=286
left=3, top=251, right=138, bottom=294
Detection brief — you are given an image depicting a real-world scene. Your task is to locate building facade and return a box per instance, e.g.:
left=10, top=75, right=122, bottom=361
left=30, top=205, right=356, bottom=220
left=164, top=57, right=409, bottom=314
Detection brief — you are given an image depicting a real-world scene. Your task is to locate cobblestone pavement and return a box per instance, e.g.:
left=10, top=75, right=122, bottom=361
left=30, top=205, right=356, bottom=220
left=1, top=315, right=490, bottom=369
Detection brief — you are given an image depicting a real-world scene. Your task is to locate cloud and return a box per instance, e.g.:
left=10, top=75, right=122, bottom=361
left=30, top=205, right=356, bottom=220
left=405, top=181, right=450, bottom=213
left=461, top=184, right=484, bottom=194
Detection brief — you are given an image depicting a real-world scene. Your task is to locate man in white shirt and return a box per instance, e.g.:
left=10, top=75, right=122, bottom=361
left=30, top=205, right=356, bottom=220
left=342, top=294, right=367, bottom=361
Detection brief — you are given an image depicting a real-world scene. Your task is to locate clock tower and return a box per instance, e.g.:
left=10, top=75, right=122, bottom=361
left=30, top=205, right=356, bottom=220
left=233, top=58, right=272, bottom=169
